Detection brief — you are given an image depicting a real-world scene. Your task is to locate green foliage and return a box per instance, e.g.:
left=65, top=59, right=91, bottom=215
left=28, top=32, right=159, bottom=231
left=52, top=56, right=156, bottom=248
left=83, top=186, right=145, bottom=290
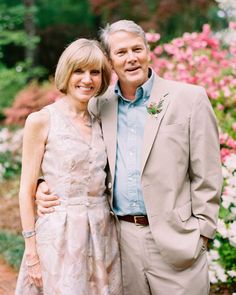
left=0, top=1, right=46, bottom=117
left=0, top=151, right=21, bottom=180
left=213, top=233, right=236, bottom=285
left=0, top=4, right=29, bottom=51
left=36, top=0, right=95, bottom=29
left=0, top=230, right=24, bottom=270
left=0, top=62, right=46, bottom=112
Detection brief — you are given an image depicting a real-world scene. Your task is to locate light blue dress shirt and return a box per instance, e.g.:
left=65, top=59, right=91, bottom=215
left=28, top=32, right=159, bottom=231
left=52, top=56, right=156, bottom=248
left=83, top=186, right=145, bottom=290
left=113, top=70, right=154, bottom=216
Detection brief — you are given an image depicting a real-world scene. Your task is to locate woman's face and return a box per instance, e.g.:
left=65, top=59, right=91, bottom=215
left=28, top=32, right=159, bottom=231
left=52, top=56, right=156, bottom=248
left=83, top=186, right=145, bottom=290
left=67, top=66, right=102, bottom=104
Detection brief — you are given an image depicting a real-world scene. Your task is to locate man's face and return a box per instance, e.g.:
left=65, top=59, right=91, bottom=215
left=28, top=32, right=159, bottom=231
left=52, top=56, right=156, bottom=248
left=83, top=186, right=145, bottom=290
left=108, top=31, right=150, bottom=92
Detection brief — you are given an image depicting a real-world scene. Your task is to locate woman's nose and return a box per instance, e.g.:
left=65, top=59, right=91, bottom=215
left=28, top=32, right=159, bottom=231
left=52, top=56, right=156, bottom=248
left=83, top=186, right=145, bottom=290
left=82, top=71, right=92, bottom=82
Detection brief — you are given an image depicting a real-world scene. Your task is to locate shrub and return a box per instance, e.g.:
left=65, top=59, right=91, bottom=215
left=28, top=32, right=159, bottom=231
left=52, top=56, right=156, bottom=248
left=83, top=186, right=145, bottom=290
left=4, top=80, right=61, bottom=126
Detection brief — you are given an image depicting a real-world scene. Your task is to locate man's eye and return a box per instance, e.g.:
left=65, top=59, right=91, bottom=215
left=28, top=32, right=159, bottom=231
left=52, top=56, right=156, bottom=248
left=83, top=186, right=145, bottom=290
left=117, top=51, right=125, bottom=55
left=134, top=48, right=142, bottom=52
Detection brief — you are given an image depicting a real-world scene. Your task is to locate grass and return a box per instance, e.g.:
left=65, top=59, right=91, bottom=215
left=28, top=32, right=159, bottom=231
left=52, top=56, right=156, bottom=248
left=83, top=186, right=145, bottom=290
left=0, top=230, right=24, bottom=270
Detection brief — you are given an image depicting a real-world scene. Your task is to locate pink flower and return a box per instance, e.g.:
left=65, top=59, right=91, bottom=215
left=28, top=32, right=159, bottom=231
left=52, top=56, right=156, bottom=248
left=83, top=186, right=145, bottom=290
left=146, top=33, right=160, bottom=43
left=232, top=123, right=236, bottom=132
left=154, top=46, right=163, bottom=55
left=229, top=22, right=236, bottom=30
left=221, top=148, right=231, bottom=162
left=217, top=104, right=225, bottom=111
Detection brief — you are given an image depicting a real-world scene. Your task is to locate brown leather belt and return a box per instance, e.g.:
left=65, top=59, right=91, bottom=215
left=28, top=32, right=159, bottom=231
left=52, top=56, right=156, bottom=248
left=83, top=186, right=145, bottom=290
left=118, top=215, right=149, bottom=226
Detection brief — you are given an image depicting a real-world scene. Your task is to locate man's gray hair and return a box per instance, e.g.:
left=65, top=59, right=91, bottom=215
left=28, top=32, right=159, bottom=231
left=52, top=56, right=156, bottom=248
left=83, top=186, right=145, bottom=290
left=100, top=19, right=148, bottom=55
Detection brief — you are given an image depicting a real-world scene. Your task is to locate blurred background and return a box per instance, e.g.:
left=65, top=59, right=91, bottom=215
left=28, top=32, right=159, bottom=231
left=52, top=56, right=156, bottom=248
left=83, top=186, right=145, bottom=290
left=0, top=0, right=230, bottom=113
left=0, top=0, right=235, bottom=294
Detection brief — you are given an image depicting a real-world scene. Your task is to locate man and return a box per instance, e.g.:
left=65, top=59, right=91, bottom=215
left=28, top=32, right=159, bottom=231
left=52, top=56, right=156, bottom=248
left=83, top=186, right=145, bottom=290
left=36, top=20, right=222, bottom=294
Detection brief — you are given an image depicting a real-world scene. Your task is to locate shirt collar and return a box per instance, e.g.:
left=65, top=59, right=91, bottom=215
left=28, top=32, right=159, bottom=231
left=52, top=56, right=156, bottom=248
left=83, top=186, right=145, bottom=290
left=114, top=68, right=154, bottom=103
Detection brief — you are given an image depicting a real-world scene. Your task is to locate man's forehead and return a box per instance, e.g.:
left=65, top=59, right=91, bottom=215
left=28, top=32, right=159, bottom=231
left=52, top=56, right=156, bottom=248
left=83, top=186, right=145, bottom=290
left=109, top=32, right=146, bottom=50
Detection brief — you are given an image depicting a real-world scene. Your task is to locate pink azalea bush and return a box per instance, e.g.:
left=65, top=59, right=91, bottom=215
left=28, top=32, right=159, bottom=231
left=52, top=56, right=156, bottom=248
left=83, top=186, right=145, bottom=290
left=147, top=23, right=236, bottom=285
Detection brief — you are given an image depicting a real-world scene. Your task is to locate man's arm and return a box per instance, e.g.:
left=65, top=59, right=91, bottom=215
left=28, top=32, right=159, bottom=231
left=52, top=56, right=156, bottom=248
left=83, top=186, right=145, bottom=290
left=35, top=180, right=60, bottom=216
left=189, top=87, right=223, bottom=239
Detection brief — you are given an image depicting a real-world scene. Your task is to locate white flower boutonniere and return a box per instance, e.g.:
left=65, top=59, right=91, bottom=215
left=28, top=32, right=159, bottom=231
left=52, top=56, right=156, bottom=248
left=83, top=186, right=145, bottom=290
left=146, top=99, right=164, bottom=118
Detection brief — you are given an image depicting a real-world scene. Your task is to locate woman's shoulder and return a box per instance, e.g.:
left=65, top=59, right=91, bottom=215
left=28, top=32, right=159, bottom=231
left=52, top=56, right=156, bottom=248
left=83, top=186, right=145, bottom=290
left=26, top=108, right=50, bottom=127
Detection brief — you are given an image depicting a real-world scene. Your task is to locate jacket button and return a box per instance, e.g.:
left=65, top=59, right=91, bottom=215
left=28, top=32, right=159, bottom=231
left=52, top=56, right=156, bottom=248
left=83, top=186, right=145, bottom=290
left=108, top=182, right=112, bottom=189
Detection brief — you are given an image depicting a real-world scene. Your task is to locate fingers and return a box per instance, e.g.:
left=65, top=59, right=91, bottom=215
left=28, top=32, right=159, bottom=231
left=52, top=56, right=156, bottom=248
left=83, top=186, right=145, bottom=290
left=35, top=181, right=51, bottom=199
left=35, top=181, right=60, bottom=216
left=36, top=199, right=60, bottom=216
left=38, top=181, right=50, bottom=194
left=27, top=259, right=43, bottom=288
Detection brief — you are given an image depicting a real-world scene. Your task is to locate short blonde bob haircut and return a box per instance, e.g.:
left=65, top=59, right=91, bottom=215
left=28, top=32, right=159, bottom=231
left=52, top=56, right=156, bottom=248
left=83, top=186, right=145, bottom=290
left=55, top=38, right=111, bottom=96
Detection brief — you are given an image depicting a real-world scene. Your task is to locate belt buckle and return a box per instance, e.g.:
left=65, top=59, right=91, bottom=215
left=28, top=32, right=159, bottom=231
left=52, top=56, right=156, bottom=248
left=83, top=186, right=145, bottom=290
left=134, top=215, right=144, bottom=226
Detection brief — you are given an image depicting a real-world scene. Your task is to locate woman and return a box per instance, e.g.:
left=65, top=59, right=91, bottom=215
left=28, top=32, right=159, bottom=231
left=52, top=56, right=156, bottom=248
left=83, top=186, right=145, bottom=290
left=15, top=38, right=122, bottom=295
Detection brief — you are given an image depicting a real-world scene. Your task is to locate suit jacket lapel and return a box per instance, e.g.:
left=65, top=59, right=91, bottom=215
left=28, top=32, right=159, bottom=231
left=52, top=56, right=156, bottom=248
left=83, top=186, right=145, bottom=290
left=141, top=75, right=170, bottom=175
left=100, top=94, right=118, bottom=185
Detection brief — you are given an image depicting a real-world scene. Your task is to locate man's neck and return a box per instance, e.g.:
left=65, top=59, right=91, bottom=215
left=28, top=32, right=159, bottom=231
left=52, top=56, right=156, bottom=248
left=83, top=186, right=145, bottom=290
left=119, top=84, right=137, bottom=101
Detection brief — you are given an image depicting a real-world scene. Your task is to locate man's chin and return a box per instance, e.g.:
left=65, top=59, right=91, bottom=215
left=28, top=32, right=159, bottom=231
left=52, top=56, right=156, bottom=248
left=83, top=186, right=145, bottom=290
left=125, top=75, right=147, bottom=87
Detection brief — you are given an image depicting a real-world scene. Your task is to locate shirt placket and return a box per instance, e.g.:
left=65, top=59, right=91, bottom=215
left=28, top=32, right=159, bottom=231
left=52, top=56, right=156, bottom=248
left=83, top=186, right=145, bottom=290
left=127, top=102, right=140, bottom=212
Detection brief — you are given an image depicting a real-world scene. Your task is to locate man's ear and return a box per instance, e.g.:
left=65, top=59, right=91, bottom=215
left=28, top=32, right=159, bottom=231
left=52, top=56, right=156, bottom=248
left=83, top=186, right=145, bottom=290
left=109, top=57, right=114, bottom=70
left=147, top=47, right=151, bottom=63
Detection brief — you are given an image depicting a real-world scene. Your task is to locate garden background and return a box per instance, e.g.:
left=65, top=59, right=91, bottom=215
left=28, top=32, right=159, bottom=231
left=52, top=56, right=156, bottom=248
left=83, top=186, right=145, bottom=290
left=0, top=0, right=235, bottom=294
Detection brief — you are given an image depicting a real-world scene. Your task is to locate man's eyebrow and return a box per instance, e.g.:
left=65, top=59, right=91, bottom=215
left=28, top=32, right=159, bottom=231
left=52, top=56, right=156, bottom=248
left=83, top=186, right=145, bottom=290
left=114, top=47, right=126, bottom=52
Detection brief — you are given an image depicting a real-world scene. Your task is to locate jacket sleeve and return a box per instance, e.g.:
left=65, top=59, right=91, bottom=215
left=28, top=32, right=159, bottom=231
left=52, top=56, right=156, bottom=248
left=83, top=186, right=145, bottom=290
left=189, top=87, right=222, bottom=239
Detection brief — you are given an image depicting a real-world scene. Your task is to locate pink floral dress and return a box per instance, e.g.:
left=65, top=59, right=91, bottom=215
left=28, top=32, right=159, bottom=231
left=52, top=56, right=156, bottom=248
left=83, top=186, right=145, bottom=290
left=15, top=101, right=122, bottom=295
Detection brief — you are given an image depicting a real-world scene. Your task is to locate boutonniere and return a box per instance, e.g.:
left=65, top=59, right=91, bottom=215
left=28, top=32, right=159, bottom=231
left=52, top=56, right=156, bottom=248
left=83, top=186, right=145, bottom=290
left=146, top=99, right=164, bottom=118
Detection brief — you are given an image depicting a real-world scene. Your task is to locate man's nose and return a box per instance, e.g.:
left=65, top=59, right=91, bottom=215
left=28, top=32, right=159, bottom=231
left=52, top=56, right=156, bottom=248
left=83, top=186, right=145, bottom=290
left=127, top=51, right=137, bottom=62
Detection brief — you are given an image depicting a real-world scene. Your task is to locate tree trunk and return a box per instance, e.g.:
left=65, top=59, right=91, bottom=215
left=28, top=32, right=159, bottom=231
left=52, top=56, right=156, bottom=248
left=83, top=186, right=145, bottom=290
left=23, top=0, right=35, bottom=63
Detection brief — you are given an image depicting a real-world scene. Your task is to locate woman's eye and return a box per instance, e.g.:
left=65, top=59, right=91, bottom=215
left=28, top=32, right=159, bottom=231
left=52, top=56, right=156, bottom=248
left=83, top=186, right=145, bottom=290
left=74, top=68, right=83, bottom=73
left=91, top=70, right=101, bottom=75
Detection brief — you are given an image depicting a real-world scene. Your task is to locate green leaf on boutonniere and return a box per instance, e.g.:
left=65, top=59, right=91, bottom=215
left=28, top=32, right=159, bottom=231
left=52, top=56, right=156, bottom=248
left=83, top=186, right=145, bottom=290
left=146, top=99, right=164, bottom=118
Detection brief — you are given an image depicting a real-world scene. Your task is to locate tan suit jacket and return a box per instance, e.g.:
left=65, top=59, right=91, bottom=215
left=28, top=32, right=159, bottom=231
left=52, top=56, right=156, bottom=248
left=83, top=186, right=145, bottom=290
left=89, top=73, right=222, bottom=270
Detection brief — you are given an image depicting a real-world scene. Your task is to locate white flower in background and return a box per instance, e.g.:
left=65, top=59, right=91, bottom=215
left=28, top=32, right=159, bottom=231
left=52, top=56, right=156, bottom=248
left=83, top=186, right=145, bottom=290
left=227, top=270, right=236, bottom=277
left=208, top=250, right=220, bottom=262
left=208, top=269, right=218, bottom=284
left=222, top=166, right=230, bottom=178
left=216, top=265, right=228, bottom=282
left=228, top=175, right=236, bottom=186
left=217, top=219, right=228, bottom=238
left=213, top=239, right=221, bottom=248
left=224, top=154, right=236, bottom=173
left=8, top=128, right=23, bottom=153
left=216, top=0, right=236, bottom=19
left=207, top=251, right=228, bottom=283
left=228, top=221, right=236, bottom=247
left=221, top=194, right=232, bottom=209
left=231, top=207, right=236, bottom=215
left=0, top=163, right=5, bottom=181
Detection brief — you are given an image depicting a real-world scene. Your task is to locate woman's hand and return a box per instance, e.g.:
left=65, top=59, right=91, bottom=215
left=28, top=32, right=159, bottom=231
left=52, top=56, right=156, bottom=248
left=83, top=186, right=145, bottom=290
left=26, top=253, right=43, bottom=288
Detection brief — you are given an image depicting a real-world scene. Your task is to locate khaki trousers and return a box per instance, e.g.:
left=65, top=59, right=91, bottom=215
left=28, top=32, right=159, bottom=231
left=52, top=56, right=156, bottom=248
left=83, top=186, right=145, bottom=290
left=119, top=220, right=210, bottom=295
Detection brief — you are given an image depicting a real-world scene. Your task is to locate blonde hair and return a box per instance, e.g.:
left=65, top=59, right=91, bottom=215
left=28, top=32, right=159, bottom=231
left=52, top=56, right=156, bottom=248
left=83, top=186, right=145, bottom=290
left=100, top=19, right=148, bottom=55
left=55, top=38, right=111, bottom=96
